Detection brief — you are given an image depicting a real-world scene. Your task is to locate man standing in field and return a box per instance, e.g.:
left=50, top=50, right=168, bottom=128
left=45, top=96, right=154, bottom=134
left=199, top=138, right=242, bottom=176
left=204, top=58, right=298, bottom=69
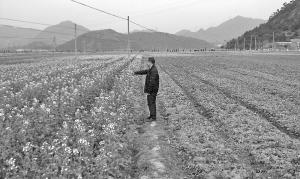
left=134, top=57, right=160, bottom=122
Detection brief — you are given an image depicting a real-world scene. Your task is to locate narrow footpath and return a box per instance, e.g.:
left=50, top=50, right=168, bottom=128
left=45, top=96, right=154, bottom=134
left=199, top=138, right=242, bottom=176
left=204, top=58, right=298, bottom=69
left=134, top=106, right=186, bottom=179
left=132, top=59, right=187, bottom=179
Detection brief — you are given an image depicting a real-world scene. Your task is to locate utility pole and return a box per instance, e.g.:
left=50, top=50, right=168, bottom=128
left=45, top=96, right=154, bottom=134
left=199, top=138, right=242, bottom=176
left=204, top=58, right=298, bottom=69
left=250, top=35, right=253, bottom=51
left=75, top=24, right=77, bottom=58
left=234, top=40, right=237, bottom=51
left=8, top=40, right=11, bottom=53
left=244, top=37, right=246, bottom=51
left=127, top=16, right=130, bottom=58
left=83, top=39, right=86, bottom=54
left=53, top=36, right=56, bottom=55
left=272, top=32, right=275, bottom=51
left=165, top=33, right=168, bottom=55
left=255, top=36, right=257, bottom=50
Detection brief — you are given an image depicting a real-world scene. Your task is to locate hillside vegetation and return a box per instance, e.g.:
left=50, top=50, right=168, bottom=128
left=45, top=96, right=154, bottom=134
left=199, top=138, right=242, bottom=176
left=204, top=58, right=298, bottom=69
left=226, top=0, right=300, bottom=49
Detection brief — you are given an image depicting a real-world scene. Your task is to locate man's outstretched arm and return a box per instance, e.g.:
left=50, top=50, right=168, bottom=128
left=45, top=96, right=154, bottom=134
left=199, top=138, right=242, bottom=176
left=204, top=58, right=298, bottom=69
left=134, top=69, right=148, bottom=75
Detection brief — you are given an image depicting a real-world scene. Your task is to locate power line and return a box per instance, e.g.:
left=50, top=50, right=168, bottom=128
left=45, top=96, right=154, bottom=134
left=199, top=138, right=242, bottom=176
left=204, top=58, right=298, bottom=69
left=70, top=0, right=157, bottom=33
left=0, top=35, right=47, bottom=40
left=0, top=23, right=79, bottom=38
left=0, top=17, right=54, bottom=28
left=0, top=35, right=46, bottom=40
left=70, top=0, right=127, bottom=20
left=0, top=17, right=87, bottom=32
left=1, top=1, right=162, bottom=38
left=0, top=35, right=71, bottom=41
left=129, top=19, right=156, bottom=32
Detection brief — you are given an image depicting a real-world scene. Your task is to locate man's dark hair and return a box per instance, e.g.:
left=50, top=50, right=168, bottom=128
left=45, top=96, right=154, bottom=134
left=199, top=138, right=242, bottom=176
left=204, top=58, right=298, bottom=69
left=148, top=57, right=155, bottom=64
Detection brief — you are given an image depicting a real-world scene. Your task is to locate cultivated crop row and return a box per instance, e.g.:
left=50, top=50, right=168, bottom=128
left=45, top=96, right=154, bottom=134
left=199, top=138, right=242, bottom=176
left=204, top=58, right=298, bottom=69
left=168, top=55, right=300, bottom=137
left=0, top=55, right=142, bottom=178
left=158, top=56, right=300, bottom=178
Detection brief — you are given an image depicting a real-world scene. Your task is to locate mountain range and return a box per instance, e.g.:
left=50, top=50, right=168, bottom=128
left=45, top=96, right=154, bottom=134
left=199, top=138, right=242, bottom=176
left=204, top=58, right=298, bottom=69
left=26, top=21, right=89, bottom=49
left=57, top=29, right=213, bottom=52
left=0, top=21, right=89, bottom=50
left=176, top=16, right=266, bottom=45
left=0, top=15, right=269, bottom=51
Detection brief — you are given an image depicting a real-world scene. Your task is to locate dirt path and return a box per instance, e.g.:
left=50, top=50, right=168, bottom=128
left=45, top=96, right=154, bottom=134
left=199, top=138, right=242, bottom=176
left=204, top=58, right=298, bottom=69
left=134, top=119, right=186, bottom=179
left=132, top=59, right=186, bottom=179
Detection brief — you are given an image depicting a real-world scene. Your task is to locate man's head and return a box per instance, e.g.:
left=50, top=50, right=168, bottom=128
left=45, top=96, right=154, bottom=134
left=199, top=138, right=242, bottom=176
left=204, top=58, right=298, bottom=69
left=146, top=57, right=155, bottom=68
left=148, top=57, right=155, bottom=64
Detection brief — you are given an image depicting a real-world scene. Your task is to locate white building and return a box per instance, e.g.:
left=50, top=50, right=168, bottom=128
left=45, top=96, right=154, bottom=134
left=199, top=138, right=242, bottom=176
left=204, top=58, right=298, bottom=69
left=291, top=39, right=300, bottom=50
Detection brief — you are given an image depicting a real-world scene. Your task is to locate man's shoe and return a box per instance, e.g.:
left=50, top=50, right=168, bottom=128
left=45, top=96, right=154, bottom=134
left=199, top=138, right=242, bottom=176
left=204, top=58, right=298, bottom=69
left=145, top=117, right=155, bottom=122
left=145, top=118, right=153, bottom=122
left=146, top=117, right=156, bottom=122
left=146, top=116, right=152, bottom=120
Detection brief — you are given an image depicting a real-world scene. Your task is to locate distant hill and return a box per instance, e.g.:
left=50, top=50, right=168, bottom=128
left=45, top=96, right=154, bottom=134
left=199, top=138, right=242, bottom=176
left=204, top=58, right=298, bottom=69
left=226, top=0, right=300, bottom=49
left=176, top=16, right=266, bottom=45
left=0, top=25, right=40, bottom=49
left=0, top=21, right=90, bottom=50
left=26, top=21, right=89, bottom=49
left=58, top=29, right=213, bottom=52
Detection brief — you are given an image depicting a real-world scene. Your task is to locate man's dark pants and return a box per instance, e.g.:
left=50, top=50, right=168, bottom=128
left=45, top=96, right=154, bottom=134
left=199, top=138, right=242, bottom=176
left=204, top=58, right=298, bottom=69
left=147, top=93, right=157, bottom=119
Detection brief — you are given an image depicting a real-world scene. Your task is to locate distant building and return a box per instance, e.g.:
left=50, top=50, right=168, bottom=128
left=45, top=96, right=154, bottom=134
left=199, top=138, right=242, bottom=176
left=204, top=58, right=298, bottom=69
left=291, top=39, right=300, bottom=50
left=274, top=42, right=292, bottom=50
left=16, top=49, right=27, bottom=53
left=270, top=39, right=300, bottom=51
left=15, top=49, right=49, bottom=53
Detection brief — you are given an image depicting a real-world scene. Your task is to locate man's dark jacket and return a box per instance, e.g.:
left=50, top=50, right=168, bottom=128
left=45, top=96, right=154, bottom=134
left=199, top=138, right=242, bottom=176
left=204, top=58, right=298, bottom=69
left=134, top=65, right=159, bottom=94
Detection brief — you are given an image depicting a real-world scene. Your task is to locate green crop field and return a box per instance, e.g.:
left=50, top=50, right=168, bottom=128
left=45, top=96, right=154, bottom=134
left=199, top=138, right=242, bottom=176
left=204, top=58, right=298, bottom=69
left=0, top=52, right=299, bottom=178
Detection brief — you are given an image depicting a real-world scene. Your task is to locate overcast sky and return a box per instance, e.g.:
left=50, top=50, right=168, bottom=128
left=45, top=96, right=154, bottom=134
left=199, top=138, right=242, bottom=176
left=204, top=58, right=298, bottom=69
left=0, top=0, right=290, bottom=33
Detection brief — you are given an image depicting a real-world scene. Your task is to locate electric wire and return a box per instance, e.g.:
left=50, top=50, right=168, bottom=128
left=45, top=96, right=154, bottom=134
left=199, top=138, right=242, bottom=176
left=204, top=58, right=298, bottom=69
left=70, top=0, right=127, bottom=20
left=0, top=35, right=71, bottom=41
left=0, top=23, right=81, bottom=41
left=70, top=0, right=158, bottom=33
left=0, top=17, right=87, bottom=32
left=1, top=1, right=190, bottom=51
